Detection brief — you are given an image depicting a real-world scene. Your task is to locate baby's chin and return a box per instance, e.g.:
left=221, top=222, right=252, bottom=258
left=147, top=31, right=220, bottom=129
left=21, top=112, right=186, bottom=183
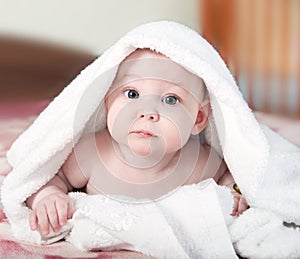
left=128, top=141, right=156, bottom=158
left=127, top=139, right=167, bottom=161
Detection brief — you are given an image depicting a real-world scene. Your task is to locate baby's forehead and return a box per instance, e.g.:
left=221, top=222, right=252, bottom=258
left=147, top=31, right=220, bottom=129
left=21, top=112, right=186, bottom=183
left=123, top=49, right=167, bottom=61
left=115, top=49, right=206, bottom=100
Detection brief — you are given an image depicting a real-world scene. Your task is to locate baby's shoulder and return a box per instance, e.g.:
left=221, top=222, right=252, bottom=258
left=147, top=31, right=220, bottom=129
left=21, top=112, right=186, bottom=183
left=190, top=140, right=218, bottom=159
left=67, top=129, right=109, bottom=166
left=183, top=141, right=225, bottom=185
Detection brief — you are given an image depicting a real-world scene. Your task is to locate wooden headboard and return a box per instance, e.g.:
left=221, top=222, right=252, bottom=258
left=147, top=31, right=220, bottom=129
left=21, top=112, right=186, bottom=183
left=0, top=37, right=96, bottom=101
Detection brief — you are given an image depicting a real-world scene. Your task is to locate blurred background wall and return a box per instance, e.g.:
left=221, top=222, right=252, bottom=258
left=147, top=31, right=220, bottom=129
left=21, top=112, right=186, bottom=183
left=0, top=0, right=299, bottom=118
left=0, top=0, right=199, bottom=101
left=0, top=0, right=199, bottom=55
left=200, top=0, right=300, bottom=118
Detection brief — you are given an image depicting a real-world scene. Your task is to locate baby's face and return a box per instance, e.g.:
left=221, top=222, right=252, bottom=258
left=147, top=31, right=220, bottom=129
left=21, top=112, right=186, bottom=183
left=105, top=49, right=207, bottom=157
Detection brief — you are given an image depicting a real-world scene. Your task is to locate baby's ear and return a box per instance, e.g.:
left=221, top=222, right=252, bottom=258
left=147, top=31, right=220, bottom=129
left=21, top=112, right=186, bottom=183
left=191, top=99, right=211, bottom=135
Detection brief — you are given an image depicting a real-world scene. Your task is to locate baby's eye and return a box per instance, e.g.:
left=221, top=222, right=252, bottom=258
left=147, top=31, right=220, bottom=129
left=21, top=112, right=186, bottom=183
left=162, top=95, right=179, bottom=105
left=124, top=89, right=139, bottom=99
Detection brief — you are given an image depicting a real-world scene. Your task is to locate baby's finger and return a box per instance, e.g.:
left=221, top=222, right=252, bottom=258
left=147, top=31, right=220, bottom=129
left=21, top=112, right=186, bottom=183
left=36, top=205, right=50, bottom=235
left=231, top=196, right=239, bottom=216
left=55, top=200, right=69, bottom=227
left=46, top=202, right=60, bottom=232
left=67, top=199, right=75, bottom=219
left=29, top=211, right=38, bottom=231
left=238, top=198, right=249, bottom=215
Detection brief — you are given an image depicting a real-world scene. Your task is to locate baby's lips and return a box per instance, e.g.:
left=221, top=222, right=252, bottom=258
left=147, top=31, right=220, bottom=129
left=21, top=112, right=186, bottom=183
left=130, top=130, right=155, bottom=138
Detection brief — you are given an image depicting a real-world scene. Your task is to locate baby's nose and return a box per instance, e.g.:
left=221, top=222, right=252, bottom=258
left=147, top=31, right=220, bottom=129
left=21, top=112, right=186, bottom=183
left=140, top=112, right=160, bottom=122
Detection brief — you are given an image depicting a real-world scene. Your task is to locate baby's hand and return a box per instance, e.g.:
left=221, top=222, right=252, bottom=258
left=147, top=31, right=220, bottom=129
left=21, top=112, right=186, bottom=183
left=29, top=192, right=75, bottom=236
left=231, top=191, right=248, bottom=216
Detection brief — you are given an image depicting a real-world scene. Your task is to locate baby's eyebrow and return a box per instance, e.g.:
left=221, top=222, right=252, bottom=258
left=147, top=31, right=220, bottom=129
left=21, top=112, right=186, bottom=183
left=166, top=84, right=190, bottom=95
left=115, top=73, right=140, bottom=83
left=112, top=74, right=138, bottom=88
left=172, top=81, right=185, bottom=88
left=114, top=74, right=191, bottom=95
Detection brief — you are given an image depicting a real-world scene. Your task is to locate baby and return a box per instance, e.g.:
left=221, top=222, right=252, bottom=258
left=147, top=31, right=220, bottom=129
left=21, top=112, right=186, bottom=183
left=26, top=49, right=248, bottom=236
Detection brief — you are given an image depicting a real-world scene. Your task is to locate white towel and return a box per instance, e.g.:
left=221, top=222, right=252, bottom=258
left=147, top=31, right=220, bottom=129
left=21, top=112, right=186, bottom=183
left=1, top=21, right=300, bottom=258
left=67, top=180, right=236, bottom=258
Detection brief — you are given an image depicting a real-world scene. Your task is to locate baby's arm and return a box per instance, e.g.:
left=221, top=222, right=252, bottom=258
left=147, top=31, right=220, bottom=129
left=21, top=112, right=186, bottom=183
left=213, top=164, right=248, bottom=216
left=26, top=142, right=89, bottom=235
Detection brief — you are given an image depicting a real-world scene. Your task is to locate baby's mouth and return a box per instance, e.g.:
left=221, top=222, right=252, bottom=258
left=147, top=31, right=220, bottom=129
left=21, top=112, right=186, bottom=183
left=130, top=130, right=156, bottom=138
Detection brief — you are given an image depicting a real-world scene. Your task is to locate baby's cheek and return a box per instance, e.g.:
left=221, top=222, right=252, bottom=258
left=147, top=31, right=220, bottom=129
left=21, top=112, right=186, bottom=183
left=159, top=122, right=189, bottom=152
left=106, top=103, right=125, bottom=132
left=166, top=115, right=195, bottom=144
left=107, top=102, right=138, bottom=143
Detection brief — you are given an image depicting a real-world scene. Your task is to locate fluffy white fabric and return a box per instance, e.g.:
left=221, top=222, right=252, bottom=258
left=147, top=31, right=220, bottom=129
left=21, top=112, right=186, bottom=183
left=230, top=208, right=300, bottom=259
left=1, top=21, right=300, bottom=258
left=66, top=180, right=236, bottom=258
